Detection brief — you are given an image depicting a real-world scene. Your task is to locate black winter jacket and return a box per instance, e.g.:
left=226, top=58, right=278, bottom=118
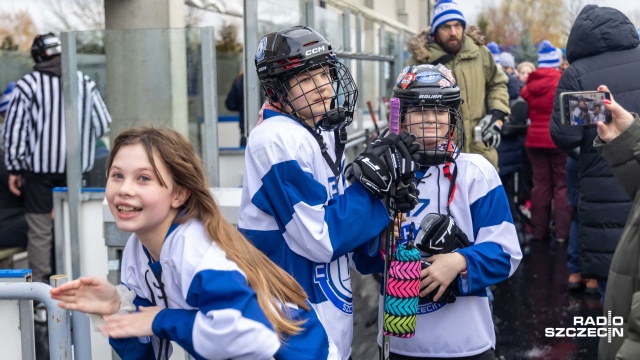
left=550, top=5, right=637, bottom=279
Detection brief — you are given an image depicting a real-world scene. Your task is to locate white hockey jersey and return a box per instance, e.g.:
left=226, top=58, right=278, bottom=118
left=377, top=153, right=522, bottom=357
left=112, top=219, right=331, bottom=360
left=238, top=110, right=390, bottom=359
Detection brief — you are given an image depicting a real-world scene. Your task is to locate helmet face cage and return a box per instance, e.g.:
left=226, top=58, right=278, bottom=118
left=256, top=26, right=358, bottom=131
left=31, top=33, right=61, bottom=64
left=393, top=64, right=464, bottom=166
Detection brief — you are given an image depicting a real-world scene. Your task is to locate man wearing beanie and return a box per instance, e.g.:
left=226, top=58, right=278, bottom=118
left=406, top=0, right=509, bottom=170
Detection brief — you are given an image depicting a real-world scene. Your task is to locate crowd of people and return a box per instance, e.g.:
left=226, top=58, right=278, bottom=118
left=1, top=0, right=640, bottom=359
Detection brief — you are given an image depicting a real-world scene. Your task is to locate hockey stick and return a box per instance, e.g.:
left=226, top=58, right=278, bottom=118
left=367, top=100, right=381, bottom=137
left=381, top=98, right=401, bottom=360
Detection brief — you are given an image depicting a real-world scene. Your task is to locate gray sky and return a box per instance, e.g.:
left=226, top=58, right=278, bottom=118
left=3, top=0, right=640, bottom=32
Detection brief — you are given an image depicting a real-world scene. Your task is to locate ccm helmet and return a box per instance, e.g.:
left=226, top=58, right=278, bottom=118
left=255, top=26, right=357, bottom=131
left=393, top=63, right=463, bottom=166
left=31, top=33, right=62, bottom=64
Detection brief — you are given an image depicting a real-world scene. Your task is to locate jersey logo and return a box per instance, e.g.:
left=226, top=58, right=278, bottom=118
left=313, top=257, right=353, bottom=315
left=417, top=301, right=446, bottom=314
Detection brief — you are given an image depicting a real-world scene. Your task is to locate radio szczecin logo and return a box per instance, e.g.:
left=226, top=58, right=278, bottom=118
left=545, top=311, right=623, bottom=343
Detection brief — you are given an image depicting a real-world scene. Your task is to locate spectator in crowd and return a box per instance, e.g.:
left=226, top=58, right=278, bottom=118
left=499, top=52, right=520, bottom=100
left=224, top=72, right=246, bottom=147
left=594, top=84, right=640, bottom=360
left=521, top=40, right=572, bottom=244
left=2, top=33, right=112, bottom=284
left=406, top=0, right=510, bottom=169
left=488, top=41, right=501, bottom=65
left=550, top=5, right=638, bottom=300
left=517, top=62, right=535, bottom=88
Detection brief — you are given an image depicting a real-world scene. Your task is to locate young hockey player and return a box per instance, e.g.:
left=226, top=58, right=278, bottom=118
left=51, top=127, right=335, bottom=360
left=238, top=26, right=420, bottom=359
left=378, top=64, right=522, bottom=359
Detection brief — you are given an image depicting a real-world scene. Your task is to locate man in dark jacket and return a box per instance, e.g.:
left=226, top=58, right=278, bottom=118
left=550, top=5, right=636, bottom=299
left=225, top=73, right=246, bottom=147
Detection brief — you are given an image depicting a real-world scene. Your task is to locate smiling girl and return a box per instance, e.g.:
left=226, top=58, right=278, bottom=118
left=50, top=127, right=332, bottom=360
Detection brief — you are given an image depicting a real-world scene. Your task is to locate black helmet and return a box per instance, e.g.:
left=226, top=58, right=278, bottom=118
left=392, top=64, right=463, bottom=166
left=31, top=33, right=62, bottom=64
left=255, top=26, right=357, bottom=131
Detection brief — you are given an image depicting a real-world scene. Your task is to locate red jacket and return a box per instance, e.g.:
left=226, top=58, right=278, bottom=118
left=521, top=68, right=562, bottom=148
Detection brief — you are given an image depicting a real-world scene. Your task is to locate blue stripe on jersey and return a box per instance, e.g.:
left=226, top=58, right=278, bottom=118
left=324, top=182, right=390, bottom=261
left=469, top=184, right=513, bottom=239
left=251, top=160, right=389, bottom=261
left=351, top=242, right=384, bottom=275
left=457, top=242, right=512, bottom=294
left=152, top=309, right=201, bottom=360
left=275, top=305, right=329, bottom=360
left=251, top=160, right=328, bottom=233
left=185, top=269, right=273, bottom=331
left=240, top=228, right=326, bottom=305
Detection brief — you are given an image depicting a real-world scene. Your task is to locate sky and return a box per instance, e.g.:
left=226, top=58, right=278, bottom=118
left=3, top=0, right=640, bottom=33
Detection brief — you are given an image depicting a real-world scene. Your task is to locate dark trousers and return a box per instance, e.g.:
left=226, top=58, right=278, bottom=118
left=526, top=148, right=573, bottom=240
left=23, top=172, right=67, bottom=283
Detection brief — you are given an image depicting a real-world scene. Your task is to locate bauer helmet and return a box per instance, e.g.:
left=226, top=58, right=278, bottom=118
left=392, top=63, right=463, bottom=166
left=31, top=33, right=62, bottom=64
left=255, top=26, right=357, bottom=131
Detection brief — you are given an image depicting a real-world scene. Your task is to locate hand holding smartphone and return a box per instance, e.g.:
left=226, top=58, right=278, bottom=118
left=559, top=91, right=612, bottom=126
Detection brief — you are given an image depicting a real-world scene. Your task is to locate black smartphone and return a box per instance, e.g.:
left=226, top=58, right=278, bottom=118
left=559, top=91, right=612, bottom=126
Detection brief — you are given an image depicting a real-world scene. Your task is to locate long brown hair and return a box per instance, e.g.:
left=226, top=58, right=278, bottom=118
left=107, top=127, right=308, bottom=337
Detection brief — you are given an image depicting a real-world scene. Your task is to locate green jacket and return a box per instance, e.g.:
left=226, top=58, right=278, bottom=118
left=405, top=27, right=510, bottom=168
left=595, top=116, right=640, bottom=360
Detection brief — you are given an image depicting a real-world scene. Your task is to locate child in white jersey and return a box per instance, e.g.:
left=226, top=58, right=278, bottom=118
left=378, top=64, right=522, bottom=359
left=50, top=127, right=333, bottom=360
left=238, top=25, right=421, bottom=359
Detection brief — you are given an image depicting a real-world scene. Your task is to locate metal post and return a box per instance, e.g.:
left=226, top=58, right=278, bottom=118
left=306, top=0, right=316, bottom=29
left=395, top=31, right=405, bottom=80
left=355, top=13, right=363, bottom=130
left=61, top=32, right=82, bottom=281
left=342, top=8, right=351, bottom=52
left=244, top=0, right=260, bottom=134
left=201, top=27, right=219, bottom=187
left=378, top=24, right=387, bottom=124
left=0, top=279, right=72, bottom=360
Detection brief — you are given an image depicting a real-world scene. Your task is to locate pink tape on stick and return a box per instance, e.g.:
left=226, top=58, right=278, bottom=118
left=389, top=97, right=401, bottom=135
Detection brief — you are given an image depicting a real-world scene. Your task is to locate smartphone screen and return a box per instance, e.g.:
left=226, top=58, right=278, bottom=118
left=560, top=91, right=611, bottom=126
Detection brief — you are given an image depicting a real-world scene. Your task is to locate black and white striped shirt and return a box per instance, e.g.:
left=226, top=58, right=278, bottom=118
left=2, top=71, right=111, bottom=174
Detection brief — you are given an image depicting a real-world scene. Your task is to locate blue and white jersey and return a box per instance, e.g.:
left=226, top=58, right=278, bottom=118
left=377, top=153, right=522, bottom=358
left=113, top=219, right=330, bottom=360
left=239, top=110, right=390, bottom=359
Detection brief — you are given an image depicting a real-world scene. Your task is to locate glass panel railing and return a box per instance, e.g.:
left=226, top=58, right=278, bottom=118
left=315, top=5, right=344, bottom=51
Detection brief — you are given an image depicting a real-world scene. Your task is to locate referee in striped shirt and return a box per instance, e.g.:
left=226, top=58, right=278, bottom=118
left=2, top=33, right=112, bottom=283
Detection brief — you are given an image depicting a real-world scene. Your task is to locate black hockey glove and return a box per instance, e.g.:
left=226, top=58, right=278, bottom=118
left=345, top=129, right=418, bottom=199
left=419, top=260, right=459, bottom=304
left=392, top=177, right=420, bottom=213
left=478, top=109, right=505, bottom=148
left=414, top=213, right=471, bottom=254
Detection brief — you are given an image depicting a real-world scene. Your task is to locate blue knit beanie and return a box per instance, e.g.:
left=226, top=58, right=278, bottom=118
left=487, top=42, right=500, bottom=64
left=537, top=40, right=560, bottom=68
left=432, top=0, right=466, bottom=33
